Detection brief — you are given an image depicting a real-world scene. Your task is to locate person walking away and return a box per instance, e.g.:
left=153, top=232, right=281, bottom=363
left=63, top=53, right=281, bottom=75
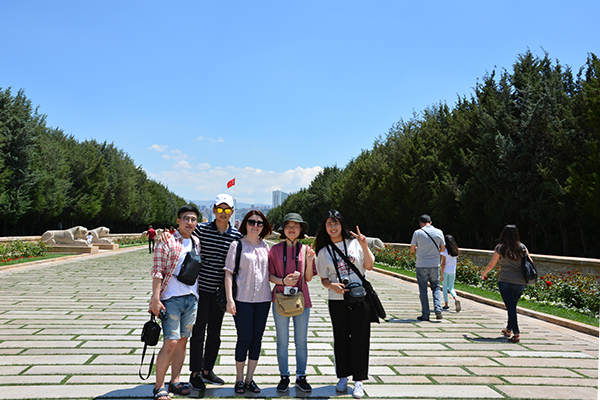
left=149, top=206, right=200, bottom=400
left=148, top=225, right=157, bottom=253
left=440, top=235, right=461, bottom=312
left=410, top=214, right=445, bottom=321
left=224, top=210, right=272, bottom=394
left=315, top=210, right=374, bottom=399
left=268, top=213, right=316, bottom=393
left=480, top=224, right=529, bottom=343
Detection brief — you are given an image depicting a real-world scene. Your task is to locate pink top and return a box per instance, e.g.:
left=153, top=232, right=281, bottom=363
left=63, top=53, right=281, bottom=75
left=224, top=239, right=271, bottom=303
left=268, top=242, right=317, bottom=307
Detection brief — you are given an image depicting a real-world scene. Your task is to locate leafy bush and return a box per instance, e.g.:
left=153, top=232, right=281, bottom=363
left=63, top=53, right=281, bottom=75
left=0, top=240, right=50, bottom=262
left=374, top=245, right=599, bottom=318
left=114, top=236, right=147, bottom=246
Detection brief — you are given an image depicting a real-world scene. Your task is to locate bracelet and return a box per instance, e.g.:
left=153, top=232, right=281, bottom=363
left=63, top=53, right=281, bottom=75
left=282, top=277, right=286, bottom=285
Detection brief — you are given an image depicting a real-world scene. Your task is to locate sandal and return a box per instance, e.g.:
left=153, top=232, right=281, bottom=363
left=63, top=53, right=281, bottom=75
left=153, top=387, right=171, bottom=400
left=245, top=380, right=261, bottom=393
left=508, top=334, right=521, bottom=343
left=501, top=329, right=512, bottom=337
left=168, top=382, right=190, bottom=395
left=235, top=381, right=245, bottom=394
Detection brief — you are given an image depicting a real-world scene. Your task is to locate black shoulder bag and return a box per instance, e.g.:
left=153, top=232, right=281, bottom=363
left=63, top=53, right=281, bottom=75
left=176, top=237, right=203, bottom=285
left=329, top=242, right=386, bottom=323
left=231, top=239, right=243, bottom=300
left=139, top=313, right=161, bottom=380
left=521, top=244, right=538, bottom=285
left=216, top=238, right=243, bottom=311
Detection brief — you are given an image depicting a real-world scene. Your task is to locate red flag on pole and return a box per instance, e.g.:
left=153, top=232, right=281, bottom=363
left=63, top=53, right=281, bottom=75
left=227, top=178, right=235, bottom=188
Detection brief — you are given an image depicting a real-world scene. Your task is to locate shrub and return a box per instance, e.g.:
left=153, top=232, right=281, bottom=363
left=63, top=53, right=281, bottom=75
left=0, top=240, right=50, bottom=262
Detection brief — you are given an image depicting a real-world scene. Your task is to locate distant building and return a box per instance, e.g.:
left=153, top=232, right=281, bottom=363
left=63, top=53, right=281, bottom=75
left=272, top=190, right=289, bottom=208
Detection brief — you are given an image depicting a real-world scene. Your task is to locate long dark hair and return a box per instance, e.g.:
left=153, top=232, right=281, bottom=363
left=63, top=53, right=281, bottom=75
left=239, top=210, right=272, bottom=239
left=497, top=224, right=522, bottom=261
left=314, top=210, right=353, bottom=253
left=445, top=235, right=460, bottom=257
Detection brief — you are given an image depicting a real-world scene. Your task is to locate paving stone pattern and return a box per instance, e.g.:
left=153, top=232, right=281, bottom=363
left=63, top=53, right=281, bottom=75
left=0, top=248, right=597, bottom=399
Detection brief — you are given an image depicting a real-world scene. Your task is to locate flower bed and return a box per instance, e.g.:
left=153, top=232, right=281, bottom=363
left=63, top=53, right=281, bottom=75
left=0, top=240, right=50, bottom=262
left=373, top=245, right=599, bottom=318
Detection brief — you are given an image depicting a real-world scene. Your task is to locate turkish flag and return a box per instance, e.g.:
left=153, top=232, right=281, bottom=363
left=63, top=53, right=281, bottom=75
left=227, top=178, right=235, bottom=188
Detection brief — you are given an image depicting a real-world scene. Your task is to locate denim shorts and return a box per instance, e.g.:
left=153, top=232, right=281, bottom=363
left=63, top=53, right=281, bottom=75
left=162, top=294, right=198, bottom=340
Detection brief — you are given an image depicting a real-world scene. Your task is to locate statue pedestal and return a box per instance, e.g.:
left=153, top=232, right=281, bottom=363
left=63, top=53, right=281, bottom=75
left=48, top=245, right=99, bottom=254
left=96, top=243, right=119, bottom=251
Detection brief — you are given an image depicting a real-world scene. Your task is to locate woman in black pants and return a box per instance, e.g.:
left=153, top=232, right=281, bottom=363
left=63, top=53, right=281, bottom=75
left=315, top=210, right=374, bottom=399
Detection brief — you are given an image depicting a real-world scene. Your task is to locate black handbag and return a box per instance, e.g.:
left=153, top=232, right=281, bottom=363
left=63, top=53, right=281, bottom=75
left=215, top=284, right=227, bottom=312
left=521, top=245, right=538, bottom=285
left=231, top=239, right=243, bottom=300
left=139, top=314, right=161, bottom=380
left=176, top=238, right=202, bottom=285
left=329, top=242, right=386, bottom=323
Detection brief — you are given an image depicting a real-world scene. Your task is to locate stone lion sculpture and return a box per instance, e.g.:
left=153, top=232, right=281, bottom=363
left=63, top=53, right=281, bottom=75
left=41, top=226, right=90, bottom=246
left=89, top=226, right=113, bottom=244
left=366, top=237, right=385, bottom=250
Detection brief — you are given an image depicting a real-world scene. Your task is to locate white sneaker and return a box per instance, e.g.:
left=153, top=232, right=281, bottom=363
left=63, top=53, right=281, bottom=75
left=353, top=381, right=364, bottom=399
left=336, top=377, right=348, bottom=392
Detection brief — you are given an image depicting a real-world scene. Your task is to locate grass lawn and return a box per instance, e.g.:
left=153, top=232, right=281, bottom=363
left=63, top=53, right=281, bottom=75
left=375, top=263, right=599, bottom=327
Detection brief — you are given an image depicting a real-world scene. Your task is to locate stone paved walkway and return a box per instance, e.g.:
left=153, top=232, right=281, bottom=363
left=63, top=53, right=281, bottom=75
left=0, top=248, right=597, bottom=399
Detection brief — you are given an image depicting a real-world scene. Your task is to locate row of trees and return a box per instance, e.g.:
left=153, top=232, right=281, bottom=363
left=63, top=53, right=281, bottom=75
left=0, top=88, right=192, bottom=235
left=268, top=51, right=600, bottom=258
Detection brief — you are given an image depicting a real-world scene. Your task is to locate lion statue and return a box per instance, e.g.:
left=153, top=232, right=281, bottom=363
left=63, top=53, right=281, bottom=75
left=89, top=226, right=113, bottom=244
left=366, top=237, right=385, bottom=250
left=41, top=226, right=90, bottom=246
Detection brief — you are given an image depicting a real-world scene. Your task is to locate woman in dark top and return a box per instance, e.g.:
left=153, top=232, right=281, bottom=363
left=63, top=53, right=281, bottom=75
left=481, top=225, right=529, bottom=343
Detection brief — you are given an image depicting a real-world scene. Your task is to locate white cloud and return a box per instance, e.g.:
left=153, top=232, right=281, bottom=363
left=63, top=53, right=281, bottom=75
left=148, top=164, right=323, bottom=204
left=161, top=149, right=190, bottom=161
left=149, top=144, right=168, bottom=152
left=197, top=136, right=225, bottom=143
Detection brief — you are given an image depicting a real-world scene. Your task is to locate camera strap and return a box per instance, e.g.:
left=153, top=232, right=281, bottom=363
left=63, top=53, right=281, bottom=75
left=326, top=239, right=350, bottom=283
left=282, top=241, right=305, bottom=292
left=329, top=240, right=367, bottom=284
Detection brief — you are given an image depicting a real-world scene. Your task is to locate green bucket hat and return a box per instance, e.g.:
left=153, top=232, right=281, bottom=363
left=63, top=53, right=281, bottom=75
left=278, top=213, right=309, bottom=237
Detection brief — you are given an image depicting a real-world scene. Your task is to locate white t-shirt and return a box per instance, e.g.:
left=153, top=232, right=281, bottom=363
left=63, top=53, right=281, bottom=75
left=161, top=238, right=199, bottom=301
left=440, top=249, right=457, bottom=274
left=316, top=239, right=373, bottom=300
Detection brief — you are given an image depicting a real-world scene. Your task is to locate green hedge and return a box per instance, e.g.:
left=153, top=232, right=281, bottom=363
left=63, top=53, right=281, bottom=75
left=0, top=240, right=50, bottom=262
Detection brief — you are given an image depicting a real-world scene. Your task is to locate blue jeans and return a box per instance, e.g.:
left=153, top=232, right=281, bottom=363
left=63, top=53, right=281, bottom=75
left=272, top=304, right=310, bottom=377
left=162, top=294, right=198, bottom=340
left=498, top=281, right=526, bottom=334
left=442, top=272, right=457, bottom=303
left=416, top=267, right=442, bottom=317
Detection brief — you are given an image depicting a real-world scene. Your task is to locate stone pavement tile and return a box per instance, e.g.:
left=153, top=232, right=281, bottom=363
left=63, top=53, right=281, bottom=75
left=373, top=343, right=446, bottom=350
left=0, top=383, right=152, bottom=399
left=367, top=366, right=396, bottom=375
left=67, top=375, right=144, bottom=384
left=365, top=384, right=503, bottom=398
left=492, top=358, right=598, bottom=368
left=404, top=351, right=504, bottom=357
left=371, top=356, right=500, bottom=366
left=503, top=376, right=598, bottom=386
left=0, top=349, right=21, bottom=355
left=80, top=341, right=139, bottom=348
left=503, top=350, right=594, bottom=358
left=390, top=366, right=470, bottom=375
left=25, top=365, right=138, bottom=375
left=24, top=348, right=132, bottom=355
left=574, top=369, right=598, bottom=378
left=497, top=385, right=598, bottom=400
left=0, top=375, right=65, bottom=384
left=92, top=355, right=152, bottom=364
left=431, top=376, right=504, bottom=384
left=212, top=365, right=317, bottom=377
left=378, top=375, right=432, bottom=383
left=0, top=355, right=91, bottom=365
left=0, top=366, right=27, bottom=375
left=38, top=328, right=132, bottom=335
left=0, top=329, right=39, bottom=335
left=447, top=343, right=537, bottom=350
left=467, top=366, right=580, bottom=377
left=1, top=335, right=75, bottom=341
left=0, top=341, right=83, bottom=348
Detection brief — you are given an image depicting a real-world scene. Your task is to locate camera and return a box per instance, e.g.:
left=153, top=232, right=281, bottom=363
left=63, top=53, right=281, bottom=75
left=283, top=286, right=298, bottom=296
left=339, top=274, right=350, bottom=285
left=158, top=309, right=167, bottom=321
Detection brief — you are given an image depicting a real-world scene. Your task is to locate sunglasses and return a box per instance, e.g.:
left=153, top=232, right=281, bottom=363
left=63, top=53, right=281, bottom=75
left=216, top=207, right=232, bottom=214
left=247, top=219, right=264, bottom=227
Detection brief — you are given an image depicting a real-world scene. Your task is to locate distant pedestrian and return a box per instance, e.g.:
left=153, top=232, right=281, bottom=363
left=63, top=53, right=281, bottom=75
left=147, top=225, right=156, bottom=253
left=440, top=235, right=461, bottom=312
left=481, top=224, right=529, bottom=343
left=410, top=214, right=445, bottom=321
left=315, top=210, right=374, bottom=399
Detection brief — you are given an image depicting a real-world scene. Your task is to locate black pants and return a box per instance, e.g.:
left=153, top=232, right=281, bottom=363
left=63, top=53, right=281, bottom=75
left=189, top=290, right=225, bottom=373
left=148, top=239, right=155, bottom=253
left=328, top=299, right=371, bottom=381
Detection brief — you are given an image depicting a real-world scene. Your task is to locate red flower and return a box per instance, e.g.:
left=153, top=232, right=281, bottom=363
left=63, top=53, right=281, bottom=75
left=546, top=281, right=552, bottom=286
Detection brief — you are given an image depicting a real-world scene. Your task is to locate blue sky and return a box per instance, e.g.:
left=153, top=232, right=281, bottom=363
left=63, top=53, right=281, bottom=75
left=2, top=1, right=598, bottom=205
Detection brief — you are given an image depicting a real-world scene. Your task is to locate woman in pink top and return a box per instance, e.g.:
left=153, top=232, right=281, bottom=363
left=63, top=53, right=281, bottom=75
left=268, top=213, right=316, bottom=393
left=224, top=210, right=272, bottom=394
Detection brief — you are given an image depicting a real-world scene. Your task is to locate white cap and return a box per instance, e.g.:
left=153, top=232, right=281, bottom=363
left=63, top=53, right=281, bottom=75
left=214, top=193, right=234, bottom=208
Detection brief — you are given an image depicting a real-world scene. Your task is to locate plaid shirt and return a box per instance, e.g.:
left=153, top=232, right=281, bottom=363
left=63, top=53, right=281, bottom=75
left=151, top=230, right=200, bottom=297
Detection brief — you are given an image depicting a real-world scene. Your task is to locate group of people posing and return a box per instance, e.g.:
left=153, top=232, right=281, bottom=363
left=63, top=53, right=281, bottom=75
left=149, top=194, right=375, bottom=400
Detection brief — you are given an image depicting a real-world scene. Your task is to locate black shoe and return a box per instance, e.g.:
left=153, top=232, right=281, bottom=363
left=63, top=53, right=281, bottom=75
left=435, top=311, right=443, bottom=320
left=202, top=370, right=225, bottom=385
left=277, top=375, right=290, bottom=392
left=189, top=372, right=206, bottom=391
left=417, top=315, right=430, bottom=321
left=295, top=376, right=312, bottom=392
left=442, top=305, right=450, bottom=310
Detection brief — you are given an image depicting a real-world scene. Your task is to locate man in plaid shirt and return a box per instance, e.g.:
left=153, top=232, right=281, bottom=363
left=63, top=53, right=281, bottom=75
left=149, top=205, right=200, bottom=400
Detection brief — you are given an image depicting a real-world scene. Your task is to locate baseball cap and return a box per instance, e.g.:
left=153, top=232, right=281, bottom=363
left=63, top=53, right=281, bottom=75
left=214, top=193, right=234, bottom=208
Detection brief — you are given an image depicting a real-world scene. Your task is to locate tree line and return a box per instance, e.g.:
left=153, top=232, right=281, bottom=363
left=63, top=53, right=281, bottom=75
left=0, top=87, right=193, bottom=236
left=268, top=51, right=600, bottom=258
